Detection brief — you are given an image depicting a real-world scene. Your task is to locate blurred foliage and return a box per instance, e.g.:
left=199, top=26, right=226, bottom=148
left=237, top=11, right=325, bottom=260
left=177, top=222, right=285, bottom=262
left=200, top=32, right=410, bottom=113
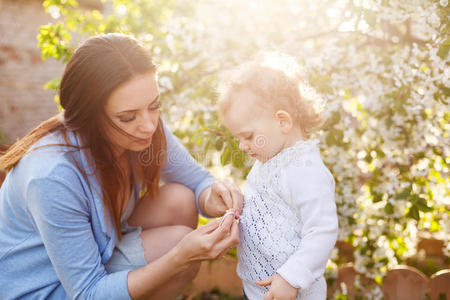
left=38, top=0, right=449, bottom=298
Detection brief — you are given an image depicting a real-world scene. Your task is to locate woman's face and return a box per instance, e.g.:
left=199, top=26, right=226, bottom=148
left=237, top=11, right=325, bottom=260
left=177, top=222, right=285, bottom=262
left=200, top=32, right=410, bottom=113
left=104, top=72, right=161, bottom=156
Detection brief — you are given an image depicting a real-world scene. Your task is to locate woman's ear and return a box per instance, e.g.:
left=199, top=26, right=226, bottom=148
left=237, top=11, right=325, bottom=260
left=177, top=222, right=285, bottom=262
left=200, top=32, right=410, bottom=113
left=275, top=110, right=293, bottom=134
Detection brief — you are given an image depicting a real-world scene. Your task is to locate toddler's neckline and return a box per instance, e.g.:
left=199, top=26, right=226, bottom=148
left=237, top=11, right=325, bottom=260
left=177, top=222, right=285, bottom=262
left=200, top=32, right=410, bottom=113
left=258, top=138, right=319, bottom=167
left=248, top=138, right=319, bottom=185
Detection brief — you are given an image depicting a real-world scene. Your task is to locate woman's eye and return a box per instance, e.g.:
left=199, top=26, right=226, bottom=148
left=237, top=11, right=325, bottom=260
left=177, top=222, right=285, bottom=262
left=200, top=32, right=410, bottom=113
left=149, top=101, right=161, bottom=111
left=246, top=134, right=253, bottom=140
left=119, top=115, right=136, bottom=122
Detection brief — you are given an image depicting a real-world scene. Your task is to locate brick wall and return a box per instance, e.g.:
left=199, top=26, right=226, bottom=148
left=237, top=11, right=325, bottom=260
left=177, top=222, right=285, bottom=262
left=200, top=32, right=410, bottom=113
left=0, top=0, right=63, bottom=144
left=0, top=0, right=102, bottom=145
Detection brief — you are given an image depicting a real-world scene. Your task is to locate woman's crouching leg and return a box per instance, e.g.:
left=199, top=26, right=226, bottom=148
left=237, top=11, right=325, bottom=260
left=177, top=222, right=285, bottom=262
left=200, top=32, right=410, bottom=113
left=139, top=224, right=200, bottom=299
left=128, top=183, right=199, bottom=230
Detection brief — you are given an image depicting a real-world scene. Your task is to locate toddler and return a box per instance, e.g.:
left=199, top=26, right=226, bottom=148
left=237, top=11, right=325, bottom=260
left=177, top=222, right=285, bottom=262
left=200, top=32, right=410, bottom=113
left=218, top=53, right=338, bottom=300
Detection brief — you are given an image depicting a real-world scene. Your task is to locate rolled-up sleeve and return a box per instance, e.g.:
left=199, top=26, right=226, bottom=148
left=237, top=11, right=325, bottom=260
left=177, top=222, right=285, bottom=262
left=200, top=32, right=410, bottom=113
left=276, top=161, right=338, bottom=290
left=27, top=175, right=131, bottom=300
left=161, top=122, right=216, bottom=218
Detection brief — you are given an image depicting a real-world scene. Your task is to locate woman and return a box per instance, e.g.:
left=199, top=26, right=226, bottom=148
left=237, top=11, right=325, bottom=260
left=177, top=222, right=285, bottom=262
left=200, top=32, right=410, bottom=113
left=0, top=33, right=242, bottom=299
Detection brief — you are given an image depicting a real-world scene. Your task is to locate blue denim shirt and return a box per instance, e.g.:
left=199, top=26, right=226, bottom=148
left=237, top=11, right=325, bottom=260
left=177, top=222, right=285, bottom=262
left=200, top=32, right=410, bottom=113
left=0, top=121, right=215, bottom=299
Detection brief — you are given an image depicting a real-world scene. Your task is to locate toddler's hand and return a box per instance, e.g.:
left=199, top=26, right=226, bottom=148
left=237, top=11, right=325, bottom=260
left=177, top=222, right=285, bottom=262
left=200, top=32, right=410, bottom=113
left=256, top=273, right=299, bottom=300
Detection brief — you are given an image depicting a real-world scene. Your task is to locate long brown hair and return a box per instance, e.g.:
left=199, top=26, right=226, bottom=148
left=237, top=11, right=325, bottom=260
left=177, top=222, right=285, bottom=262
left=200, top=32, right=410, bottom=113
left=0, top=33, right=166, bottom=240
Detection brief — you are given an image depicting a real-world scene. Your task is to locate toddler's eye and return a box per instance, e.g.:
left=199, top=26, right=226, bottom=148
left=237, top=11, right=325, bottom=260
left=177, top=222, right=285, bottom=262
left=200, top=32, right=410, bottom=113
left=119, top=115, right=136, bottom=122
left=149, top=101, right=161, bottom=111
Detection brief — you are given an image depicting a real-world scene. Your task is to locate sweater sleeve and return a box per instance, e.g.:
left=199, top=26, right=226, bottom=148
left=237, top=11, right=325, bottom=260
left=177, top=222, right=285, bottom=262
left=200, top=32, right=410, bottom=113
left=160, top=122, right=215, bottom=218
left=276, top=158, right=338, bottom=290
left=27, top=172, right=131, bottom=300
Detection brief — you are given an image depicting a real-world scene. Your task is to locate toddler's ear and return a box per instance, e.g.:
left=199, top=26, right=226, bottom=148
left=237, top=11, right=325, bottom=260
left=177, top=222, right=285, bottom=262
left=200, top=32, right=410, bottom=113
left=275, top=110, right=293, bottom=134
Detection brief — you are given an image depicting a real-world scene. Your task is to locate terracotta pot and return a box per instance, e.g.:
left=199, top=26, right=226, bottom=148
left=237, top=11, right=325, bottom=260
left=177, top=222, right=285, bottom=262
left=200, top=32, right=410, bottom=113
left=382, top=265, right=428, bottom=300
left=187, top=256, right=242, bottom=298
left=428, top=269, right=450, bottom=300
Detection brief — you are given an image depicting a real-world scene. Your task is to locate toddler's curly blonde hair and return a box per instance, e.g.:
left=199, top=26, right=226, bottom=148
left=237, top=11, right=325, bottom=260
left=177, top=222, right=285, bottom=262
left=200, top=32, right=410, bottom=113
left=218, top=52, right=324, bottom=137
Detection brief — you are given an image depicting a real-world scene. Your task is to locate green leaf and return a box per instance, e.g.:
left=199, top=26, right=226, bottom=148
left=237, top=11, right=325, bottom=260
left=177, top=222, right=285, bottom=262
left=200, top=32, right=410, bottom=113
left=359, top=245, right=369, bottom=255
left=44, top=78, right=61, bottom=91
left=373, top=192, right=383, bottom=203
left=430, top=220, right=441, bottom=232
left=437, top=38, right=450, bottom=60
left=327, top=111, right=341, bottom=127
left=326, top=132, right=334, bottom=146
left=220, top=145, right=231, bottom=166
left=407, top=205, right=419, bottom=220
left=231, top=151, right=245, bottom=168
left=348, top=216, right=356, bottom=226
left=203, top=139, right=211, bottom=154
left=335, top=294, right=349, bottom=300
left=440, top=86, right=450, bottom=97
left=413, top=196, right=433, bottom=212
left=384, top=202, right=394, bottom=214
left=325, top=129, right=343, bottom=146
left=37, top=23, right=73, bottom=62
left=395, top=189, right=410, bottom=200
left=54, top=95, right=63, bottom=112
left=215, top=138, right=224, bottom=151
left=378, top=257, right=389, bottom=265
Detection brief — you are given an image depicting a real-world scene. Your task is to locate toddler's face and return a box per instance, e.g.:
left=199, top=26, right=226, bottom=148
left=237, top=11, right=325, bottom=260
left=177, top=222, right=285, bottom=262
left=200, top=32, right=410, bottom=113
left=222, top=90, right=289, bottom=163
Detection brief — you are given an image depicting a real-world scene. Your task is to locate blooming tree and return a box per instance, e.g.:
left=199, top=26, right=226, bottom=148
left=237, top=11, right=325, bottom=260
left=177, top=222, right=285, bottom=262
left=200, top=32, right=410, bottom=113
left=38, top=0, right=449, bottom=298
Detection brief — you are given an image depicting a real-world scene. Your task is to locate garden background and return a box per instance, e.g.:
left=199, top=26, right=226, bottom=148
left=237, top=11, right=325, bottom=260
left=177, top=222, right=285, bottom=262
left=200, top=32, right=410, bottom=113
left=0, top=0, right=448, bottom=299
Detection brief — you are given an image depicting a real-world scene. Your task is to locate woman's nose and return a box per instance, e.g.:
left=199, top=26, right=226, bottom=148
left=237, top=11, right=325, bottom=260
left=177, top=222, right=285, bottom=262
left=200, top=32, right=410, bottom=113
left=139, top=113, right=156, bottom=134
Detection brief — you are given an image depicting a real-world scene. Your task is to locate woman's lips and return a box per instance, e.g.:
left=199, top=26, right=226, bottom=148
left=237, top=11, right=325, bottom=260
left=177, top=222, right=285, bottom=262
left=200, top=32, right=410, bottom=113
left=137, top=137, right=152, bottom=145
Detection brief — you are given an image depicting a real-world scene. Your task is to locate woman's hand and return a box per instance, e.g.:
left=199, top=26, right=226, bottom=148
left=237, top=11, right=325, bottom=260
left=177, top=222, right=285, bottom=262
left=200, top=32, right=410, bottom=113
left=173, top=212, right=240, bottom=264
left=201, top=180, right=244, bottom=218
left=256, top=274, right=299, bottom=300
left=127, top=211, right=239, bottom=299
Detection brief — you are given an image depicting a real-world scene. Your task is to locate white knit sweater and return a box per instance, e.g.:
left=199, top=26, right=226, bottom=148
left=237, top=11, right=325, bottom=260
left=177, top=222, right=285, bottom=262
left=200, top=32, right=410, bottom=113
left=237, top=139, right=338, bottom=300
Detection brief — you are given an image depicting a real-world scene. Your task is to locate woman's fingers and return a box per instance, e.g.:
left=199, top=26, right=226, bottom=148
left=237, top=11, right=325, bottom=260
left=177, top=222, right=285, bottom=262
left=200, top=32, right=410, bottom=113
left=208, top=180, right=243, bottom=217
left=197, top=207, right=235, bottom=237
left=212, top=218, right=239, bottom=254
left=214, top=240, right=236, bottom=259
left=197, top=218, right=221, bottom=234
left=212, top=181, right=233, bottom=209
left=192, top=207, right=241, bottom=260
left=221, top=180, right=244, bottom=216
left=208, top=213, right=234, bottom=241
